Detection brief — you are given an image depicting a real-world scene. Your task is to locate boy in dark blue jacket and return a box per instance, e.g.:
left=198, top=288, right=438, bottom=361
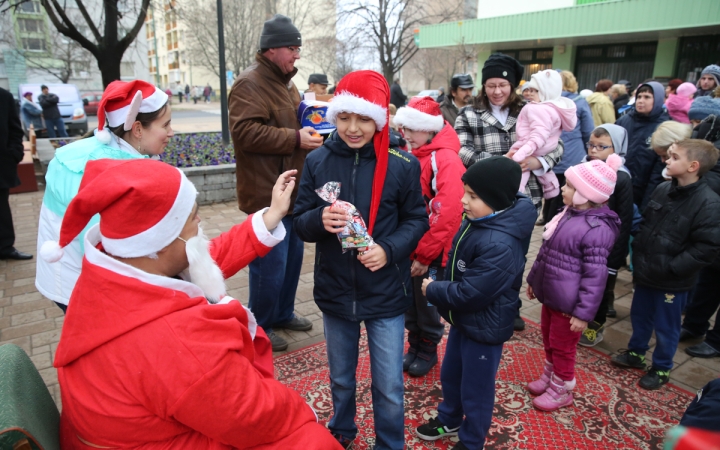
left=293, top=71, right=428, bottom=450
left=416, top=156, right=536, bottom=450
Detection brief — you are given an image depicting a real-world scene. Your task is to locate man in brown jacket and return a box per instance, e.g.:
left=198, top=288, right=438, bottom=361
left=440, top=73, right=474, bottom=127
left=229, top=14, right=323, bottom=352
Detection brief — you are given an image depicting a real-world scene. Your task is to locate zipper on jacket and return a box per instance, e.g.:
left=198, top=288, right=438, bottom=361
left=395, top=264, right=407, bottom=296
left=447, top=222, right=472, bottom=326
left=350, top=150, right=360, bottom=320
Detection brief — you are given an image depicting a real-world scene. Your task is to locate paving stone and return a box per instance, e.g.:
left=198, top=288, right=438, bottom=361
left=1, top=319, right=56, bottom=340
left=11, top=309, right=46, bottom=326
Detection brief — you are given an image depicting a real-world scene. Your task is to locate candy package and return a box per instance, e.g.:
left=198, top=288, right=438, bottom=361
left=315, top=181, right=375, bottom=252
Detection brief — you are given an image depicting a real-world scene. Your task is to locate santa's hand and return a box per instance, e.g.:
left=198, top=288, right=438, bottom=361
left=357, top=245, right=387, bottom=272
left=265, top=170, right=296, bottom=230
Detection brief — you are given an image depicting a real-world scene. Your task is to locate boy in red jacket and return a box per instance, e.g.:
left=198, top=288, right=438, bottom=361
left=394, top=96, right=466, bottom=376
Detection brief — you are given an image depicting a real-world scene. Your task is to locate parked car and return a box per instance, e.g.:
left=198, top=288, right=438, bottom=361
left=81, top=91, right=103, bottom=116
left=18, top=83, right=88, bottom=137
left=413, top=89, right=441, bottom=101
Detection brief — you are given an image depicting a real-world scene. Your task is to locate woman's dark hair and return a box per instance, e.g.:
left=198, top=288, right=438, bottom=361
left=108, top=101, right=169, bottom=139
left=472, top=84, right=524, bottom=116
left=595, top=79, right=613, bottom=92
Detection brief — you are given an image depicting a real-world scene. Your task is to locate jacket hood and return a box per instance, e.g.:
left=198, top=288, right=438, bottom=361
left=586, top=92, right=610, bottom=105
left=411, top=122, right=460, bottom=158
left=547, top=102, right=579, bottom=132
left=531, top=70, right=576, bottom=130
left=596, top=123, right=629, bottom=161
left=470, top=194, right=536, bottom=241
left=636, top=81, right=666, bottom=119
left=54, top=226, right=209, bottom=366
left=21, top=97, right=42, bottom=111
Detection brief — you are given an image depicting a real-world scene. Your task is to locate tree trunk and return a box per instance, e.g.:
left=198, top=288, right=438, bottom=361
left=383, top=66, right=394, bottom=87
left=97, top=52, right=123, bottom=88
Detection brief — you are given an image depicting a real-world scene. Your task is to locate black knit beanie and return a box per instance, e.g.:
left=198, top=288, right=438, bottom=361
left=481, top=53, right=524, bottom=87
left=462, top=156, right=521, bottom=212
left=259, top=14, right=301, bottom=49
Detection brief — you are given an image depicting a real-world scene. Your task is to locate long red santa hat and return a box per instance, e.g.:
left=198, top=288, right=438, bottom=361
left=95, top=80, right=168, bottom=145
left=40, top=159, right=197, bottom=262
left=325, top=70, right=390, bottom=235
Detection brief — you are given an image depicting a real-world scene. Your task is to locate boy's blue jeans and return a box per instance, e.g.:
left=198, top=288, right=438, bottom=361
left=323, top=312, right=405, bottom=450
left=628, top=285, right=689, bottom=371
left=248, top=216, right=303, bottom=332
left=438, top=326, right=502, bottom=450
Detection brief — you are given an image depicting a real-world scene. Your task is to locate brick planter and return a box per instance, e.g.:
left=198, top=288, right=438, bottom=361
left=181, top=164, right=237, bottom=205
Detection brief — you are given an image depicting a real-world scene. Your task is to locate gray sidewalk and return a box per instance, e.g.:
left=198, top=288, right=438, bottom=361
left=0, top=188, right=717, bottom=411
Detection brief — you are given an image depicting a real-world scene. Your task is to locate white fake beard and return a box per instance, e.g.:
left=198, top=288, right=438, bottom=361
left=179, top=226, right=227, bottom=304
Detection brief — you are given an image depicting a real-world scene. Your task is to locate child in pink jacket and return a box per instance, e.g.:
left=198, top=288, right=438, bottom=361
left=511, top=70, right=577, bottom=198
left=666, top=82, right=697, bottom=124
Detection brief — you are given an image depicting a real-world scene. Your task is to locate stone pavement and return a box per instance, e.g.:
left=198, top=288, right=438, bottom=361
left=1, top=188, right=717, bottom=411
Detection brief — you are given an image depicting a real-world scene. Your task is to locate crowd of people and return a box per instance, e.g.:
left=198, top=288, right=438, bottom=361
left=0, top=9, right=716, bottom=450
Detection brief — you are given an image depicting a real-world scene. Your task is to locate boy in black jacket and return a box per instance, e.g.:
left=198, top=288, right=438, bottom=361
left=293, top=71, right=428, bottom=450
left=612, top=139, right=720, bottom=390
left=416, top=157, right=535, bottom=450
left=579, top=124, right=634, bottom=347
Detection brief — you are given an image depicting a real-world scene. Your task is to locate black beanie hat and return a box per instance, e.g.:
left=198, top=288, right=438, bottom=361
left=462, top=156, right=521, bottom=212
left=481, top=53, right=524, bottom=87
left=259, top=14, right=302, bottom=49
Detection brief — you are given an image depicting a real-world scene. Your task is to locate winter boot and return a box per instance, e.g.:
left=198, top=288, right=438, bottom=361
left=579, top=321, right=604, bottom=347
left=527, top=360, right=553, bottom=395
left=606, top=298, right=617, bottom=318
left=403, top=332, right=419, bottom=372
left=408, top=338, right=438, bottom=377
left=532, top=374, right=576, bottom=412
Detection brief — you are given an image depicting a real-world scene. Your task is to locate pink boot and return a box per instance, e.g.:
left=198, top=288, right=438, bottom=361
left=527, top=360, right=553, bottom=395
left=533, top=374, right=576, bottom=411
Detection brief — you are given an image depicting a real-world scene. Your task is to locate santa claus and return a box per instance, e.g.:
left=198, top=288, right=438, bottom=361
left=44, top=158, right=341, bottom=449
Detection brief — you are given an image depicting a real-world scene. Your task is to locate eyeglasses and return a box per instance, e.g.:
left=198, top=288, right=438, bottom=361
left=586, top=143, right=614, bottom=151
left=287, top=46, right=302, bottom=54
left=484, top=83, right=510, bottom=92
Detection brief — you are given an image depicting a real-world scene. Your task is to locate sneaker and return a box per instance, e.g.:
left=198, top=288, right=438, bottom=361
left=403, top=350, right=417, bottom=371
left=416, top=417, right=460, bottom=441
left=408, top=352, right=438, bottom=377
left=514, top=317, right=526, bottom=331
left=331, top=432, right=354, bottom=449
left=267, top=331, right=288, bottom=352
left=611, top=349, right=646, bottom=369
left=638, top=367, right=670, bottom=390
left=452, top=442, right=470, bottom=450
left=579, top=321, right=604, bottom=347
left=275, top=316, right=313, bottom=332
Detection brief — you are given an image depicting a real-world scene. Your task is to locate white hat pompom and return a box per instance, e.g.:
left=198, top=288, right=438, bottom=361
left=606, top=153, right=622, bottom=172
left=40, top=241, right=64, bottom=263
left=96, top=128, right=112, bottom=145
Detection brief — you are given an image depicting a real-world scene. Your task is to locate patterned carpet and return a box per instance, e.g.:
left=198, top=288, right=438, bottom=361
left=275, top=321, right=693, bottom=449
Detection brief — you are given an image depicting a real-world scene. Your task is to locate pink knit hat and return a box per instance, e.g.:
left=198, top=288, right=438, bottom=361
left=676, top=82, right=697, bottom=98
left=564, top=154, right=622, bottom=205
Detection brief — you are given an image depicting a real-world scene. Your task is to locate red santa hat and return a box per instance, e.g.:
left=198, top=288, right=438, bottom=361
left=40, top=159, right=197, bottom=262
left=325, top=70, right=390, bottom=235
left=95, top=80, right=169, bottom=145
left=393, top=96, right=444, bottom=132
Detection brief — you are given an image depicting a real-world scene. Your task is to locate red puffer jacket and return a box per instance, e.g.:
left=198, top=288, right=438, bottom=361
left=410, top=122, right=466, bottom=267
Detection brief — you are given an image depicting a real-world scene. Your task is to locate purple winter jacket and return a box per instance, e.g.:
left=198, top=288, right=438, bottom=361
left=527, top=206, right=620, bottom=322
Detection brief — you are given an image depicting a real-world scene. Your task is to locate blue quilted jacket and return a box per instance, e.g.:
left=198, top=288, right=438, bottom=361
left=425, top=194, right=536, bottom=344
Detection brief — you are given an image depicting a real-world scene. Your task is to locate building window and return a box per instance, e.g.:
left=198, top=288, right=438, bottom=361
left=17, top=0, right=41, bottom=13
left=495, top=48, right=553, bottom=80
left=607, top=46, right=626, bottom=58
left=17, top=18, right=44, bottom=33
left=21, top=37, right=46, bottom=51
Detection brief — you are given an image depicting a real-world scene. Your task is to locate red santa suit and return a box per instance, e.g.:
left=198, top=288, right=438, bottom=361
left=44, top=158, right=341, bottom=450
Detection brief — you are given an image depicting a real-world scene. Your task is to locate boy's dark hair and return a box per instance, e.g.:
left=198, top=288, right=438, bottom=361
left=636, top=84, right=654, bottom=97
left=592, top=127, right=611, bottom=139
left=676, top=138, right=720, bottom=176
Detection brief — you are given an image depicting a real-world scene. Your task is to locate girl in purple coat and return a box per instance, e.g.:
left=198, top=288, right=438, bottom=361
left=525, top=155, right=621, bottom=412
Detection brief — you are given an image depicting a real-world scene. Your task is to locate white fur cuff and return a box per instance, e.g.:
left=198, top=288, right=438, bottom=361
left=251, top=208, right=286, bottom=247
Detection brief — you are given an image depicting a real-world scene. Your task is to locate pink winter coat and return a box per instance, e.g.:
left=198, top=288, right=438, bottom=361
left=666, top=93, right=692, bottom=124
left=511, top=101, right=578, bottom=160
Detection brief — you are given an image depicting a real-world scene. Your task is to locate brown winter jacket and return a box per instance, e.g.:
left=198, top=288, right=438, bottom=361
left=229, top=53, right=304, bottom=214
left=440, top=95, right=459, bottom=128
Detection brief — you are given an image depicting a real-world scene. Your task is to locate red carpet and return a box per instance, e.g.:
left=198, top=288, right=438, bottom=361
left=275, top=321, right=693, bottom=449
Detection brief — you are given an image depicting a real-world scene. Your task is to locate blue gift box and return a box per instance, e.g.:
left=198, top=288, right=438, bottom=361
left=297, top=100, right=336, bottom=135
